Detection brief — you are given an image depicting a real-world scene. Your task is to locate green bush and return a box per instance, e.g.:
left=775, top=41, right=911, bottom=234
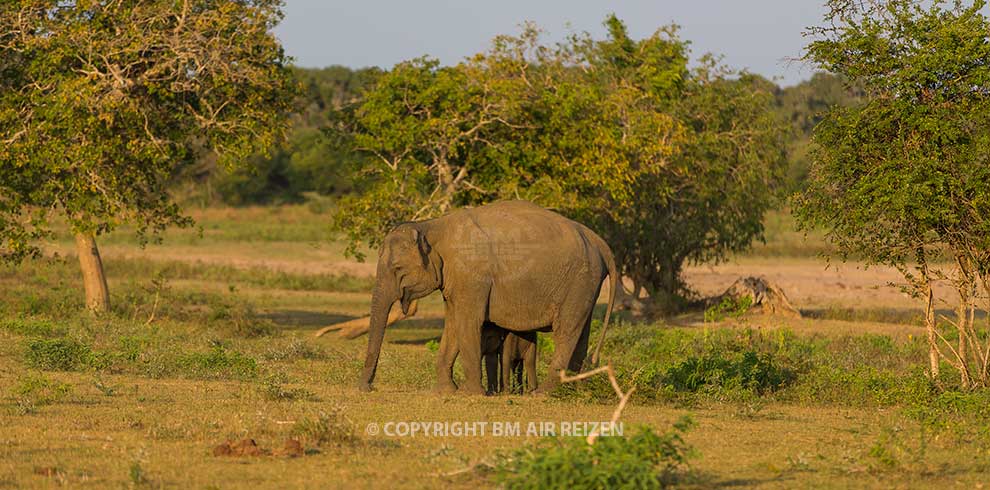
left=787, top=365, right=933, bottom=407
left=704, top=296, right=753, bottom=323
left=0, top=318, right=63, bottom=337
left=174, top=343, right=258, bottom=380
left=24, top=338, right=93, bottom=371
left=292, top=407, right=360, bottom=447
left=209, top=300, right=277, bottom=338
left=494, top=418, right=695, bottom=490
left=663, top=350, right=794, bottom=396
left=259, top=372, right=317, bottom=401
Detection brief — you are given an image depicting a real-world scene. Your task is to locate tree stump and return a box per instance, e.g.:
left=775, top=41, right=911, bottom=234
left=715, top=276, right=801, bottom=318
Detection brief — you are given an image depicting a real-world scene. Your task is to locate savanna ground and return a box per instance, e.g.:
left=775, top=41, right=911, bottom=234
left=2, top=205, right=989, bottom=489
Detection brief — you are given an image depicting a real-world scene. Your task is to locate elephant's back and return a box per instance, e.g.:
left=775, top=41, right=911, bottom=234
left=466, top=200, right=574, bottom=231
left=449, top=200, right=599, bottom=282
left=464, top=200, right=582, bottom=247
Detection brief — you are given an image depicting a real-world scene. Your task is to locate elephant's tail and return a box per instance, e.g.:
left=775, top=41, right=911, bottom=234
left=590, top=238, right=618, bottom=367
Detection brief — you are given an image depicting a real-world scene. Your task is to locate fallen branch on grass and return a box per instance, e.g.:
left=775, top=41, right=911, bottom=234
left=559, top=364, right=635, bottom=445
left=313, top=299, right=418, bottom=339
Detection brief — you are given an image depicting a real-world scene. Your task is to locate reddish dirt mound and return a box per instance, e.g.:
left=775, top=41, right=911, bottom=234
left=212, top=438, right=308, bottom=458
left=212, top=438, right=270, bottom=457
left=278, top=438, right=305, bottom=458
left=33, top=466, right=61, bottom=477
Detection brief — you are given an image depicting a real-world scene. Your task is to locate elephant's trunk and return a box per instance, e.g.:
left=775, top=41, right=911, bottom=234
left=358, top=275, right=398, bottom=392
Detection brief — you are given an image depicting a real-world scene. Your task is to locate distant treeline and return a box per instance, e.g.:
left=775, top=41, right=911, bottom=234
left=193, top=66, right=859, bottom=206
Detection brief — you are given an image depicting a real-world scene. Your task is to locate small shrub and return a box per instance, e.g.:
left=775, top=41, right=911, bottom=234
left=0, top=318, right=63, bottom=337
left=24, top=338, right=93, bottom=371
left=663, top=350, right=794, bottom=396
left=263, top=338, right=326, bottom=361
left=11, top=374, right=73, bottom=414
left=292, top=407, right=360, bottom=447
left=210, top=301, right=277, bottom=338
left=704, top=296, right=753, bottom=323
left=425, top=339, right=440, bottom=353
left=175, top=343, right=258, bottom=380
left=787, top=365, right=933, bottom=407
left=259, top=373, right=317, bottom=401
left=494, top=418, right=695, bottom=490
left=129, top=461, right=149, bottom=486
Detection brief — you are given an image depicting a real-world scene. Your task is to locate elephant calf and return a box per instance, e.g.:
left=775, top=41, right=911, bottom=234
left=501, top=330, right=538, bottom=394
left=481, top=324, right=537, bottom=395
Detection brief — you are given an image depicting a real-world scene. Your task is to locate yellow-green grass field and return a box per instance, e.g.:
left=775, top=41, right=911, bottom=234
left=2, top=206, right=989, bottom=489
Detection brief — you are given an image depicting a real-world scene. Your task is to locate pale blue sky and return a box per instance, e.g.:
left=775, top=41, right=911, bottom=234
left=274, top=1, right=829, bottom=86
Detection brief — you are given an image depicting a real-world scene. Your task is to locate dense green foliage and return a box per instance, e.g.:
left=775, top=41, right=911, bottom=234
left=773, top=73, right=862, bottom=190
left=212, top=66, right=381, bottom=204
left=555, top=324, right=937, bottom=405
left=0, top=0, right=295, bottom=260
left=494, top=420, right=695, bottom=490
left=209, top=69, right=858, bottom=207
left=213, top=69, right=857, bottom=208
left=323, top=16, right=787, bottom=308
left=795, top=0, right=990, bottom=387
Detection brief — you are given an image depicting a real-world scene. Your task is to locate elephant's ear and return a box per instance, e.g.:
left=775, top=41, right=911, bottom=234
left=414, top=228, right=431, bottom=268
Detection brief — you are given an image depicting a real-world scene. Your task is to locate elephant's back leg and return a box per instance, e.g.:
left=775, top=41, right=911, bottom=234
left=568, top=312, right=593, bottom=372
left=523, top=335, right=539, bottom=392
left=540, top=290, right=597, bottom=392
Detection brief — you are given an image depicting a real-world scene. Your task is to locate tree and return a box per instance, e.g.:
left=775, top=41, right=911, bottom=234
left=212, top=66, right=382, bottom=205
left=555, top=20, right=786, bottom=309
left=774, top=73, right=862, bottom=191
left=332, top=16, right=785, bottom=312
left=0, top=0, right=295, bottom=312
left=796, top=0, right=990, bottom=387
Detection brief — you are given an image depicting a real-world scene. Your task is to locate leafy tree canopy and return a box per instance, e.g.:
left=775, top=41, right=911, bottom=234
left=0, top=0, right=295, bottom=260
left=796, top=0, right=990, bottom=386
left=333, top=15, right=787, bottom=309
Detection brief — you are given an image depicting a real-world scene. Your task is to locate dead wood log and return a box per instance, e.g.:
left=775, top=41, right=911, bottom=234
left=313, top=299, right=419, bottom=339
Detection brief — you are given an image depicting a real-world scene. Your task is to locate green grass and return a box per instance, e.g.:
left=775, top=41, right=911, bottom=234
left=45, top=205, right=339, bottom=246
left=104, top=256, right=374, bottom=293
left=739, top=208, right=832, bottom=258
left=3, top=205, right=990, bottom=489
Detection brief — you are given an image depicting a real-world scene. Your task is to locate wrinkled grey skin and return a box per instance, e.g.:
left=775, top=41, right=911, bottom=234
left=358, top=200, right=618, bottom=395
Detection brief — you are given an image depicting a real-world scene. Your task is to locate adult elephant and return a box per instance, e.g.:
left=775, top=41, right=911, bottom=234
left=358, top=200, right=618, bottom=394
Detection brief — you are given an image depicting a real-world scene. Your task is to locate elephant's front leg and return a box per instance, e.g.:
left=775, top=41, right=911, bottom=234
left=449, top=308, right=486, bottom=395
left=435, top=330, right=458, bottom=394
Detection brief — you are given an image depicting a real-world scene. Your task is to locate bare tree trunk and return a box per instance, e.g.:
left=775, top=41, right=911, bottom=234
left=75, top=232, right=110, bottom=313
left=924, top=282, right=940, bottom=380
left=957, top=285, right=972, bottom=389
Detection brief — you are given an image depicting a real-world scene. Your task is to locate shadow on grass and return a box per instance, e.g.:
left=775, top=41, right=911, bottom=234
left=392, top=318, right=444, bottom=330
left=261, top=310, right=355, bottom=329
left=800, top=306, right=984, bottom=325
left=391, top=336, right=442, bottom=346
left=689, top=471, right=799, bottom=489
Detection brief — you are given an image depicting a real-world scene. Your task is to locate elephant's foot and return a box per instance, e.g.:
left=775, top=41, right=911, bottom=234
left=434, top=382, right=457, bottom=395
left=459, top=384, right=486, bottom=396
left=532, top=383, right=556, bottom=396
